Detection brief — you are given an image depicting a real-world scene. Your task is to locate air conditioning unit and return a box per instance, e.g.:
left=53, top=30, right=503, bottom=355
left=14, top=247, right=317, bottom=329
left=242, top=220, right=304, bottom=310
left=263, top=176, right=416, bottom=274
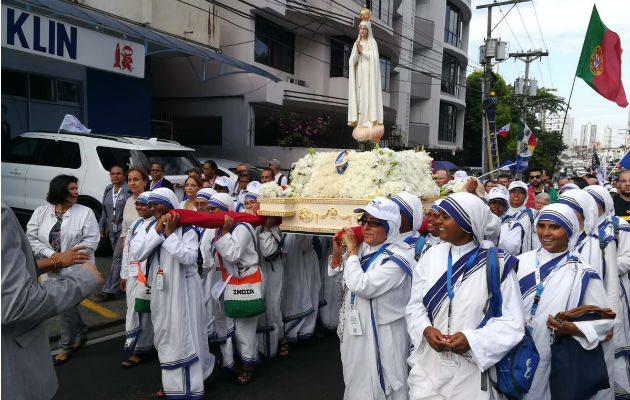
left=286, top=77, right=307, bottom=87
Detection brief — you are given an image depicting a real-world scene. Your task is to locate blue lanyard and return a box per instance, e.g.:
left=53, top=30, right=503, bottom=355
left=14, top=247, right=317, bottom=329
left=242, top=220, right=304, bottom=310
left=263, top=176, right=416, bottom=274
left=446, top=247, right=480, bottom=301
left=350, top=243, right=389, bottom=305
left=529, top=248, right=569, bottom=321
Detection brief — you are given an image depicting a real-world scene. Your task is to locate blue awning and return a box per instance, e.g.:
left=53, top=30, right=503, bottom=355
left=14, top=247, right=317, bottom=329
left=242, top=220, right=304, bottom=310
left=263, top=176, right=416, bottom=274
left=17, top=0, right=280, bottom=82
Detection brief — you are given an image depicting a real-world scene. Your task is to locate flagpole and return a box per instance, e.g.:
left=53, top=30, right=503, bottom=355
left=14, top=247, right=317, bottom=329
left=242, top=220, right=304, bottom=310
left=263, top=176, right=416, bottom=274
left=560, top=75, right=577, bottom=145
left=478, top=162, right=516, bottom=179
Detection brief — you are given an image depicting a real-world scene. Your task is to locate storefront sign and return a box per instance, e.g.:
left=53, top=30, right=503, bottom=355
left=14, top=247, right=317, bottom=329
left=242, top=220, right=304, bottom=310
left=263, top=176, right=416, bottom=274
left=1, top=5, right=145, bottom=78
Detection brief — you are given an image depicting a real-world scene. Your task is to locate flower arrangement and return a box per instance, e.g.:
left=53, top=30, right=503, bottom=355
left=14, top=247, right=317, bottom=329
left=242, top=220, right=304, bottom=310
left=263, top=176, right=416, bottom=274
left=266, top=112, right=331, bottom=147
left=260, top=181, right=285, bottom=198
left=285, top=147, right=440, bottom=199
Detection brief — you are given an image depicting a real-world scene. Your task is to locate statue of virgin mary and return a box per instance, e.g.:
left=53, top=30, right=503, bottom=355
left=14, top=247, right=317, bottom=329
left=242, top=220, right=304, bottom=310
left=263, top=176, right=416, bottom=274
left=348, top=6, right=384, bottom=143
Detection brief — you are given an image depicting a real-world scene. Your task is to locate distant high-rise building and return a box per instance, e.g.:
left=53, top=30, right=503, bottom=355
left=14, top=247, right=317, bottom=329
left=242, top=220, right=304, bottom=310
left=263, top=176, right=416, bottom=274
left=541, top=111, right=574, bottom=147
left=602, top=126, right=612, bottom=147
left=580, top=122, right=597, bottom=148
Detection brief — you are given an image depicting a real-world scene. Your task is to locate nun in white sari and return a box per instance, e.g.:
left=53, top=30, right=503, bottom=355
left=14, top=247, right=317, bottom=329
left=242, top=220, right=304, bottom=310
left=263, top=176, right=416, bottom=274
left=329, top=197, right=415, bottom=400
left=405, top=192, right=524, bottom=400
left=585, top=185, right=630, bottom=398
left=557, top=188, right=619, bottom=399
left=130, top=188, right=213, bottom=399
left=516, top=203, right=613, bottom=399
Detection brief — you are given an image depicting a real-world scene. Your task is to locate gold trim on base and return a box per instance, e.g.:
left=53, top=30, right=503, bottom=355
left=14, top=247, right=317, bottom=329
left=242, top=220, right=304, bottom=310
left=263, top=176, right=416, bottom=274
left=257, top=210, right=296, bottom=217
left=279, top=224, right=348, bottom=234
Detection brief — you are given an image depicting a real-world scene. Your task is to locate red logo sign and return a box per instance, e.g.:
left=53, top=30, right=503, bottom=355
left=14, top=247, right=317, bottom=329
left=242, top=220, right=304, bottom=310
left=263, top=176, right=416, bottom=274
left=590, top=45, right=603, bottom=76
left=113, top=43, right=134, bottom=72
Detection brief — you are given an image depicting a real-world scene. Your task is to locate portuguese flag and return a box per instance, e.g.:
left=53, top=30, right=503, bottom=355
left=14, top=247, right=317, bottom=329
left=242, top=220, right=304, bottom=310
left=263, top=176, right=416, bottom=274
left=576, top=5, right=628, bottom=107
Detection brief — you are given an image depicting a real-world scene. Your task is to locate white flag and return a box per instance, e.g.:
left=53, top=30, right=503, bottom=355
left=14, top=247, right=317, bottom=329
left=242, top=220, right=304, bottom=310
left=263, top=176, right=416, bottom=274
left=59, top=114, right=91, bottom=133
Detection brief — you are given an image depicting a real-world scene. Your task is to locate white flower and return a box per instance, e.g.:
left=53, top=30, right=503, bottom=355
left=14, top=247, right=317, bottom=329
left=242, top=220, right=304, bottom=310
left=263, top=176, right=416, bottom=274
left=285, top=148, right=440, bottom=198
left=260, top=182, right=285, bottom=198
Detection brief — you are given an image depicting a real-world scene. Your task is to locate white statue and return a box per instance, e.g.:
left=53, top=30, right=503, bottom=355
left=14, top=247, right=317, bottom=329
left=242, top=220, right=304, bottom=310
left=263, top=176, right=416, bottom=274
left=348, top=6, right=384, bottom=143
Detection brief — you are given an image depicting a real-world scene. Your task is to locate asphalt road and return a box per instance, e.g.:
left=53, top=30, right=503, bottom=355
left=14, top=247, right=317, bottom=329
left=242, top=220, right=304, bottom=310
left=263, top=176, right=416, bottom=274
left=52, top=332, right=345, bottom=400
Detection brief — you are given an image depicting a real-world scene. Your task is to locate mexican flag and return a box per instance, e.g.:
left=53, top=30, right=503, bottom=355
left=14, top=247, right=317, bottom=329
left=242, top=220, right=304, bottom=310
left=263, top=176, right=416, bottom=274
left=576, top=5, right=628, bottom=107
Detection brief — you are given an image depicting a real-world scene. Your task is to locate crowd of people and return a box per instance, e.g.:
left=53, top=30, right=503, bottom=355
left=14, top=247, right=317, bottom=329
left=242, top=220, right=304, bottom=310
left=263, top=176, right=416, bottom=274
left=3, top=158, right=630, bottom=400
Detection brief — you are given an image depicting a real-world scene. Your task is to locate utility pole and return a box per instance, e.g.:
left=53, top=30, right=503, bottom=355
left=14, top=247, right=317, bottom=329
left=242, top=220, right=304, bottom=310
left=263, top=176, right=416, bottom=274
left=476, top=0, right=530, bottom=177
left=509, top=50, right=549, bottom=158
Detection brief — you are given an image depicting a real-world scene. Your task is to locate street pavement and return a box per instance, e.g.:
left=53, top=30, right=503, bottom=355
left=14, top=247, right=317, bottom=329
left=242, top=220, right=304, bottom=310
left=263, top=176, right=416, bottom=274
left=52, top=332, right=344, bottom=400
left=48, top=255, right=346, bottom=399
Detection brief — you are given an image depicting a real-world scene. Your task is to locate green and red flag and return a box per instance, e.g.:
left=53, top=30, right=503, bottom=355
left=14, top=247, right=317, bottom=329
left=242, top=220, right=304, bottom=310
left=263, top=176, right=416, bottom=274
left=576, top=5, right=628, bottom=107
left=518, top=122, right=536, bottom=157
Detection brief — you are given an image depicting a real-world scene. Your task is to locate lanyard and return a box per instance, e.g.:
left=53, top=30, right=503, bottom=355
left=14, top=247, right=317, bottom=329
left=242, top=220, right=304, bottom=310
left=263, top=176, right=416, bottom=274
left=350, top=243, right=389, bottom=306
left=528, top=248, right=569, bottom=324
left=446, top=246, right=480, bottom=334
left=112, top=186, right=121, bottom=218
left=446, top=247, right=480, bottom=300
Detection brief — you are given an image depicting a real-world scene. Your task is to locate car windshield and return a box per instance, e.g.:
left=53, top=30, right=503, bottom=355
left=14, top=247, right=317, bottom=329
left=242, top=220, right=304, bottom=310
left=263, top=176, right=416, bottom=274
left=139, top=150, right=201, bottom=176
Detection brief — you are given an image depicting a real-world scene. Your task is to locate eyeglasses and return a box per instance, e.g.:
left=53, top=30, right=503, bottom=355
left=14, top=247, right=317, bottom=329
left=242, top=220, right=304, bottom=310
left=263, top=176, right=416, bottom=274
left=357, top=217, right=383, bottom=228
left=529, top=175, right=542, bottom=179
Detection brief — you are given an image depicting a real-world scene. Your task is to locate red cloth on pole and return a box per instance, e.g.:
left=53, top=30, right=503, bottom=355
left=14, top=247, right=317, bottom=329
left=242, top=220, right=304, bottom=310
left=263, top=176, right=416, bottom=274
left=170, top=209, right=267, bottom=228
left=334, top=226, right=364, bottom=244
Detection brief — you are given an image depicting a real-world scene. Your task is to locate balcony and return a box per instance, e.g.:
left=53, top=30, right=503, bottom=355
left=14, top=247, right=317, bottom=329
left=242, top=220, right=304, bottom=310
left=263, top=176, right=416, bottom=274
left=408, top=122, right=430, bottom=146
left=411, top=71, right=431, bottom=99
left=414, top=17, right=434, bottom=49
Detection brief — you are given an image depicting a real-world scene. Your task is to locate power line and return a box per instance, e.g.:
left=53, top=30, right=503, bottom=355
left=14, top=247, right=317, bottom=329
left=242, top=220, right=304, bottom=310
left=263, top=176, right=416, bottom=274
left=499, top=7, right=523, bottom=51
left=515, top=3, right=535, bottom=49
left=531, top=0, right=555, bottom=88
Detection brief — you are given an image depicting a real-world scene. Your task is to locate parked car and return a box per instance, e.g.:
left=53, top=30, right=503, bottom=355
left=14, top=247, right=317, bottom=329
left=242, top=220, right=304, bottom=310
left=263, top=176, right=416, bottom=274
left=197, top=156, right=263, bottom=182
left=1, top=131, right=201, bottom=252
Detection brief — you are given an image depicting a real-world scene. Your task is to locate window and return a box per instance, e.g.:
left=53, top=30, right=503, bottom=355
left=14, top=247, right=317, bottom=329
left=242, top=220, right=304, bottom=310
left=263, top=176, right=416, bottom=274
left=2, top=136, right=45, bottom=163
left=441, top=53, right=460, bottom=95
left=438, top=102, right=457, bottom=142
left=380, top=57, right=391, bottom=92
left=254, top=16, right=295, bottom=74
left=140, top=150, right=200, bottom=176
left=39, top=139, right=81, bottom=168
left=57, top=81, right=80, bottom=103
left=330, top=37, right=353, bottom=78
left=29, top=75, right=55, bottom=101
left=360, top=0, right=392, bottom=25
left=96, top=147, right=132, bottom=171
left=444, top=2, right=462, bottom=47
left=2, top=70, right=27, bottom=97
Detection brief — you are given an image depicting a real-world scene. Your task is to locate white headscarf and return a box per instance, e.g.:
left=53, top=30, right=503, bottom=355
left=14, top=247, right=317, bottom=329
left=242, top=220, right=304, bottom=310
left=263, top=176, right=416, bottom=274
left=508, top=180, right=528, bottom=212
left=391, top=192, right=423, bottom=232
left=585, top=185, right=614, bottom=223
left=557, top=189, right=599, bottom=235
left=136, top=191, right=151, bottom=204
left=536, top=203, right=581, bottom=253
left=148, top=188, right=180, bottom=210
left=439, top=192, right=497, bottom=246
left=208, top=193, right=235, bottom=212
left=195, top=188, right=217, bottom=201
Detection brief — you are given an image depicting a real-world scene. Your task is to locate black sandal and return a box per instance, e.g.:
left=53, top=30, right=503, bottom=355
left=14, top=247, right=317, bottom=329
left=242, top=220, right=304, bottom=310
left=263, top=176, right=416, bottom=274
left=237, top=368, right=253, bottom=385
left=279, top=342, right=289, bottom=358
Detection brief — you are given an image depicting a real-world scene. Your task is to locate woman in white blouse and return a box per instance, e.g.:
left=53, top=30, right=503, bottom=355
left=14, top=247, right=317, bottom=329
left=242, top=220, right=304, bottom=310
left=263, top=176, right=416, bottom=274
left=26, top=174, right=100, bottom=365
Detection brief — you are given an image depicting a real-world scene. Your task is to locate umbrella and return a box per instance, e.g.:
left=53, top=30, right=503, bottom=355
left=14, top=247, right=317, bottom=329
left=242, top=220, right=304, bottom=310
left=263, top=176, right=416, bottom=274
left=433, top=160, right=458, bottom=171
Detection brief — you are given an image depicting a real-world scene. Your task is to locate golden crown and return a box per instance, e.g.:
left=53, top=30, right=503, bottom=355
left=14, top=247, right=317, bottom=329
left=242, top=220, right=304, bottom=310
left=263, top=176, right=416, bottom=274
left=359, top=5, right=371, bottom=21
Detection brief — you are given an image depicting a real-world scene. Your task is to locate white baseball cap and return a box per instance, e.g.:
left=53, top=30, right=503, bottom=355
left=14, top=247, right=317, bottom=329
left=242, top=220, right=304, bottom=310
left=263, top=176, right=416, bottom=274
left=487, top=186, right=509, bottom=207
left=508, top=181, right=528, bottom=193
left=353, top=197, right=401, bottom=223
left=453, top=170, right=469, bottom=182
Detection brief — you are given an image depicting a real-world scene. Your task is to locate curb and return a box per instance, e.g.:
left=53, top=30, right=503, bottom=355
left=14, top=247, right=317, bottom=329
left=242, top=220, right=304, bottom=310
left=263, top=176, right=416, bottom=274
left=48, top=318, right=125, bottom=343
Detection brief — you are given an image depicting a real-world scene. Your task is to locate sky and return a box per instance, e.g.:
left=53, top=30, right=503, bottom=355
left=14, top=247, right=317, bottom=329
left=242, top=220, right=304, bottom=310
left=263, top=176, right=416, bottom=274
left=468, top=0, right=630, bottom=147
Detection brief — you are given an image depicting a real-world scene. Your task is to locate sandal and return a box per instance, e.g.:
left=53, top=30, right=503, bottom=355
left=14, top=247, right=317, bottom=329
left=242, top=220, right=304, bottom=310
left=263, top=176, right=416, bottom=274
left=237, top=369, right=253, bottom=385
left=72, top=337, right=88, bottom=351
left=153, top=388, right=165, bottom=398
left=121, top=357, right=142, bottom=368
left=279, top=342, right=289, bottom=358
left=53, top=353, right=70, bottom=366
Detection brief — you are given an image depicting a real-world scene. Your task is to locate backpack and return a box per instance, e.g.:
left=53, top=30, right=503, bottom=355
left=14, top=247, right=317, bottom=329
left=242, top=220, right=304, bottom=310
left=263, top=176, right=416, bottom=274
left=479, top=247, right=540, bottom=400
left=414, top=236, right=426, bottom=262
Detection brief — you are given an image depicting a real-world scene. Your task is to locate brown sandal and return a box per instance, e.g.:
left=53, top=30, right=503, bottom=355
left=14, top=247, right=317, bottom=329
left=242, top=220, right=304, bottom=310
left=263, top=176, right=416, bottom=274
left=279, top=341, right=289, bottom=358
left=237, top=367, right=253, bottom=385
left=153, top=388, right=165, bottom=398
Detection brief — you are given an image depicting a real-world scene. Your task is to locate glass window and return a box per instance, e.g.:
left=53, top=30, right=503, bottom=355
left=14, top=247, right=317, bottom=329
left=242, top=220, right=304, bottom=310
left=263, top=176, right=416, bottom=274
left=380, top=57, right=391, bottom=92
left=254, top=16, right=295, bottom=74
left=96, top=147, right=132, bottom=171
left=57, top=81, right=80, bottom=103
left=140, top=150, right=200, bottom=176
left=361, top=0, right=391, bottom=24
left=1, top=70, right=28, bottom=97
left=444, top=2, right=462, bottom=47
left=438, top=102, right=457, bottom=142
left=2, top=136, right=45, bottom=164
left=39, top=139, right=81, bottom=168
left=29, top=74, right=55, bottom=101
left=330, top=37, right=353, bottom=78
left=441, top=53, right=460, bottom=95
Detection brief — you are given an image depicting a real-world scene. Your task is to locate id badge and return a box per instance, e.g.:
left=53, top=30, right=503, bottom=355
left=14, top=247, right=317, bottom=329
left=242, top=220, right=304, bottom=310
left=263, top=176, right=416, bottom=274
left=348, top=309, right=363, bottom=336
left=439, top=346, right=459, bottom=367
left=155, top=269, right=164, bottom=290
left=112, top=222, right=118, bottom=232
left=129, top=261, right=140, bottom=277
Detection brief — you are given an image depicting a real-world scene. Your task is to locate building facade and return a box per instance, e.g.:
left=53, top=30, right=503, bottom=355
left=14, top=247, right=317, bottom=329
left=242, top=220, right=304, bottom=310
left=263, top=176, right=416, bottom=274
left=149, top=0, right=471, bottom=167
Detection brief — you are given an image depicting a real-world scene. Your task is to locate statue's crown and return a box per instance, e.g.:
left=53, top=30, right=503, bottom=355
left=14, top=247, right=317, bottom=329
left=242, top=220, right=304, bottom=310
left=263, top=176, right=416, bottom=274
left=359, top=5, right=371, bottom=21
